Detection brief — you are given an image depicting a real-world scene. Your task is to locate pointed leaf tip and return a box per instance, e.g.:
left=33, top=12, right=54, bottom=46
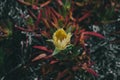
left=83, top=32, right=105, bottom=39
left=86, top=68, right=99, bottom=77
left=33, top=46, right=53, bottom=53
left=32, top=53, right=47, bottom=62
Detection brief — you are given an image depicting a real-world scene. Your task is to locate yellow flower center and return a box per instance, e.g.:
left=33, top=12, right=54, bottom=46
left=53, top=28, right=72, bottom=50
left=54, top=29, right=67, bottom=41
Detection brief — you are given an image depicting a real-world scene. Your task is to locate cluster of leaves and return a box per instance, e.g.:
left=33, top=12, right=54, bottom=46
left=0, top=0, right=120, bottom=80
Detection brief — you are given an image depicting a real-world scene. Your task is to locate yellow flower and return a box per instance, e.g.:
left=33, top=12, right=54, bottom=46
left=53, top=28, right=72, bottom=50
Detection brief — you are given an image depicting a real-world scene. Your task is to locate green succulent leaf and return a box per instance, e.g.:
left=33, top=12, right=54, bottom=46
left=52, top=48, right=61, bottom=56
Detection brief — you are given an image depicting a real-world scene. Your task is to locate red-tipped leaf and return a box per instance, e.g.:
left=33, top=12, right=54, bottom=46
left=35, top=10, right=42, bottom=26
left=33, top=46, right=53, bottom=53
left=78, top=12, right=91, bottom=22
left=40, top=0, right=51, bottom=8
left=83, top=31, right=105, bottom=39
left=50, top=60, right=59, bottom=64
left=32, top=53, right=47, bottom=62
left=86, top=68, right=99, bottom=77
left=32, top=5, right=39, bottom=10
